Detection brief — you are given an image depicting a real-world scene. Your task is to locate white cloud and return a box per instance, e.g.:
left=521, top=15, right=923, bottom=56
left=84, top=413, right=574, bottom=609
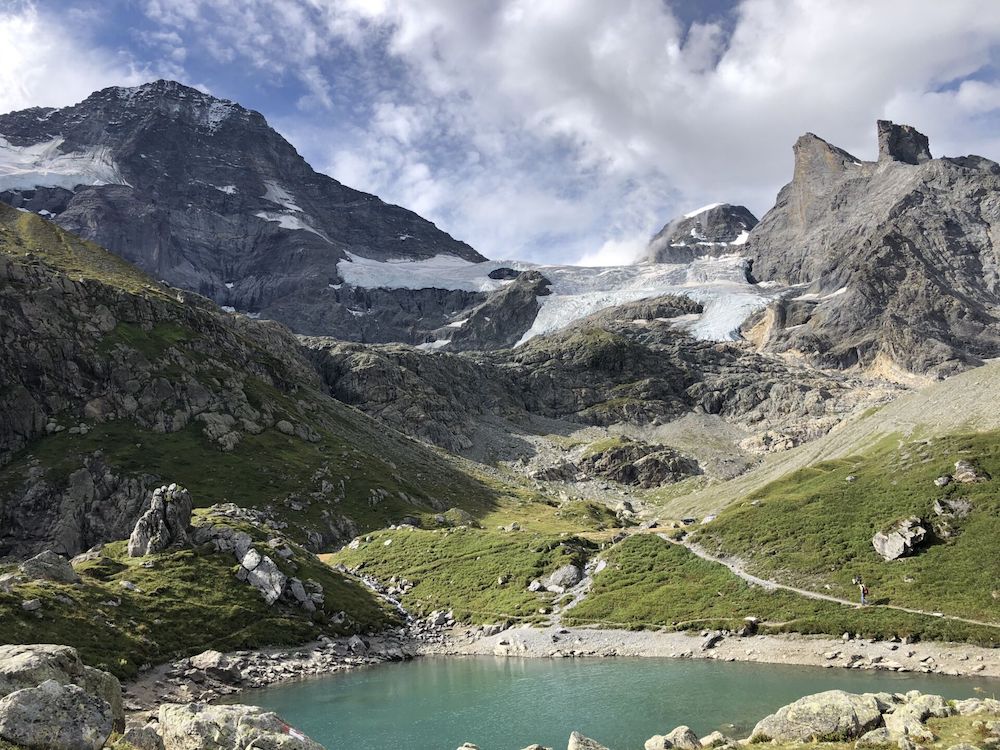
left=10, top=0, right=1000, bottom=265
left=0, top=4, right=150, bottom=113
left=269, top=0, right=1000, bottom=262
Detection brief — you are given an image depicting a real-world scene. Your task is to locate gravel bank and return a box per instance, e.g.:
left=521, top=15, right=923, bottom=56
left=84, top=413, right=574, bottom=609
left=421, top=624, right=1000, bottom=679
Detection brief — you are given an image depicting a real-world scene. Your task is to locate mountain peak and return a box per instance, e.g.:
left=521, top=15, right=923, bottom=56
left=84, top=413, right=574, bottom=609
left=877, top=119, right=932, bottom=164
left=646, top=202, right=757, bottom=263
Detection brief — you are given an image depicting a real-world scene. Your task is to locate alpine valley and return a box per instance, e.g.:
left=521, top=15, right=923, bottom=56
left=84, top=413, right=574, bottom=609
left=0, top=81, right=998, bottom=750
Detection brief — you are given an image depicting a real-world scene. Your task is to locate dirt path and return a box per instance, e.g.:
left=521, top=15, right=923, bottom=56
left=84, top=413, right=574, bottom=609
left=667, top=535, right=1000, bottom=630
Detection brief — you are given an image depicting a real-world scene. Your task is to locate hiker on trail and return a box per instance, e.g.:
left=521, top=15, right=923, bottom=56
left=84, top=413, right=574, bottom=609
left=853, top=576, right=868, bottom=606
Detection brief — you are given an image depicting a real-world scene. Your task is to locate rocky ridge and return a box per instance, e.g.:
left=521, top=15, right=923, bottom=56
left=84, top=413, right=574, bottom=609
left=746, top=120, right=1000, bottom=375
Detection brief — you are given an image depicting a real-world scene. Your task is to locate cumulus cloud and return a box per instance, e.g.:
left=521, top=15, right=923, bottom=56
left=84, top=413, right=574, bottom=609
left=8, top=0, right=1000, bottom=264
left=0, top=3, right=150, bottom=113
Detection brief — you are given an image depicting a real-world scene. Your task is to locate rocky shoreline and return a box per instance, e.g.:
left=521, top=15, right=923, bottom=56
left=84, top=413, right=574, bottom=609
left=120, top=622, right=1000, bottom=719
left=423, top=624, right=1000, bottom=678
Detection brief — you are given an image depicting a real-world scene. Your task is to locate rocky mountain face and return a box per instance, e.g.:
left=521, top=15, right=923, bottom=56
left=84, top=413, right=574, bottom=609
left=0, top=205, right=497, bottom=557
left=746, top=120, right=1000, bottom=375
left=0, top=80, right=485, bottom=341
left=647, top=203, right=758, bottom=263
left=305, top=293, right=892, bottom=465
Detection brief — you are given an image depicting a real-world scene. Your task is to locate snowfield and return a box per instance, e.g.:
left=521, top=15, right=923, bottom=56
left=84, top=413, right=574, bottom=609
left=337, top=252, right=784, bottom=344
left=0, top=136, right=127, bottom=191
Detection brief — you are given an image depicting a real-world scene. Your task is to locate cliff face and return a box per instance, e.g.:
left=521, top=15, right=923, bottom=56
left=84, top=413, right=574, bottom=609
left=746, top=121, right=1000, bottom=375
left=0, top=80, right=485, bottom=340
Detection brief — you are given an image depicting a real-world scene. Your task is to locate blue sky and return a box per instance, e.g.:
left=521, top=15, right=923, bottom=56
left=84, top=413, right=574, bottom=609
left=4, top=0, right=1000, bottom=264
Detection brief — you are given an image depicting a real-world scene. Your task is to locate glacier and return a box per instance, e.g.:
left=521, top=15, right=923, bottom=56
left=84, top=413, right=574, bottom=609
left=0, top=136, right=127, bottom=191
left=336, top=252, right=784, bottom=345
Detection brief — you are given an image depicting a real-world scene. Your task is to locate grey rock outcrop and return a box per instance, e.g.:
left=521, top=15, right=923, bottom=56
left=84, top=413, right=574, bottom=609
left=953, top=460, right=990, bottom=483
left=17, top=549, right=79, bottom=583
left=747, top=120, right=1000, bottom=375
left=648, top=204, right=758, bottom=264
left=878, top=120, right=932, bottom=165
left=645, top=726, right=702, bottom=750
left=440, top=270, right=552, bottom=351
left=237, top=549, right=288, bottom=605
left=750, top=690, right=883, bottom=742
left=0, top=80, right=484, bottom=343
left=872, top=517, right=928, bottom=560
left=567, top=732, right=609, bottom=750
left=536, top=438, right=701, bottom=488
left=158, top=703, right=324, bottom=750
left=0, top=679, right=114, bottom=750
left=127, top=484, right=193, bottom=557
left=0, top=644, right=123, bottom=732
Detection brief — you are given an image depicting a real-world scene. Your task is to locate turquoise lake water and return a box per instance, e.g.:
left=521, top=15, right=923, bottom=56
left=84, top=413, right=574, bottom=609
left=232, top=656, right=999, bottom=750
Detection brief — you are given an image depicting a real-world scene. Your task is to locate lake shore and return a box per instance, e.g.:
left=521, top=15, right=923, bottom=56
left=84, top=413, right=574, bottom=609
left=124, top=624, right=1000, bottom=717
left=422, top=624, right=1000, bottom=678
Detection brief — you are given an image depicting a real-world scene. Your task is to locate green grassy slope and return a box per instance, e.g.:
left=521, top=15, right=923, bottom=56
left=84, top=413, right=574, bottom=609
left=0, top=512, right=398, bottom=679
left=694, top=430, right=1000, bottom=623
left=331, top=527, right=597, bottom=623
left=565, top=534, right=997, bottom=644
left=663, top=360, right=1000, bottom=518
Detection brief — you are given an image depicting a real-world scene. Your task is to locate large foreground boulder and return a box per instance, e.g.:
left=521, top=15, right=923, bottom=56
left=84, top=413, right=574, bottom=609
left=0, top=644, right=123, bottom=731
left=0, top=679, right=113, bottom=750
left=128, top=484, right=194, bottom=557
left=751, top=690, right=883, bottom=742
left=872, top=517, right=928, bottom=561
left=159, top=703, right=325, bottom=750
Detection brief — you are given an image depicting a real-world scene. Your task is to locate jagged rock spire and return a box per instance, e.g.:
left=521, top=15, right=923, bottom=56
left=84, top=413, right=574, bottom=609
left=877, top=120, right=932, bottom=164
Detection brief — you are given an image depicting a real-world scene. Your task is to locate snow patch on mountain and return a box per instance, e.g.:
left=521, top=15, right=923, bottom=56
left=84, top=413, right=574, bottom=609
left=254, top=211, right=322, bottom=236
left=0, top=136, right=127, bottom=191
left=262, top=180, right=302, bottom=212
left=683, top=202, right=723, bottom=218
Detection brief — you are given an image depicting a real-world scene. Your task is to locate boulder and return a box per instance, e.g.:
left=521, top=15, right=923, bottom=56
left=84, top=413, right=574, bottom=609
left=128, top=485, right=193, bottom=557
left=159, top=703, right=324, bottom=750
left=884, top=703, right=935, bottom=743
left=905, top=693, right=953, bottom=720
left=699, top=731, right=731, bottom=748
left=700, top=631, right=723, bottom=650
left=189, top=650, right=242, bottom=684
left=0, top=679, right=113, bottom=750
left=646, top=726, right=702, bottom=750
left=239, top=550, right=287, bottom=605
left=544, top=565, right=583, bottom=590
left=872, top=517, right=927, bottom=560
left=751, top=690, right=883, bottom=742
left=121, top=722, right=165, bottom=750
left=568, top=732, right=609, bottom=750
left=953, top=460, right=990, bottom=483
left=0, top=644, right=123, bottom=731
left=855, top=727, right=892, bottom=747
left=954, top=698, right=1000, bottom=716
left=18, top=550, right=80, bottom=583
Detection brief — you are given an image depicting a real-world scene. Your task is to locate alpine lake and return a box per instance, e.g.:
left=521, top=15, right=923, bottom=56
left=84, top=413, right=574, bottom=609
left=227, top=655, right=1000, bottom=750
